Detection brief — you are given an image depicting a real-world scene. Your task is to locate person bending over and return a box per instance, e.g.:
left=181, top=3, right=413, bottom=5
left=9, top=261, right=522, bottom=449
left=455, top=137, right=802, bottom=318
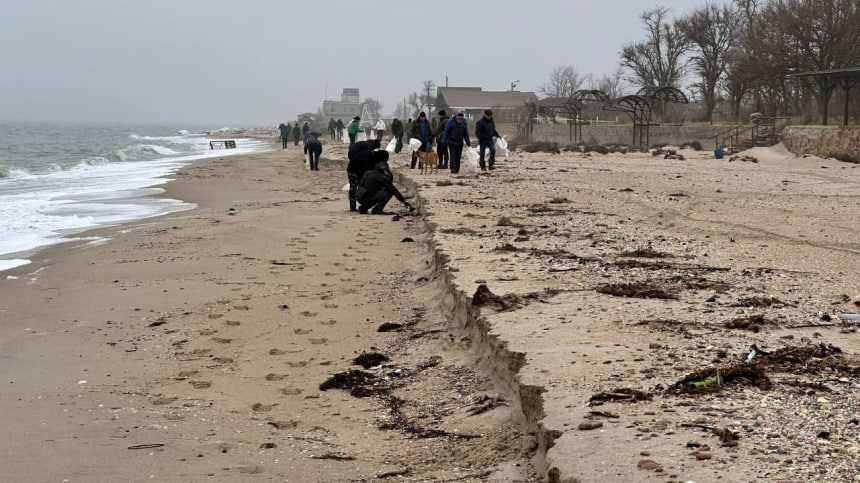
left=356, top=161, right=414, bottom=214
left=347, top=116, right=361, bottom=146
left=346, top=139, right=382, bottom=212
left=304, top=133, right=322, bottom=171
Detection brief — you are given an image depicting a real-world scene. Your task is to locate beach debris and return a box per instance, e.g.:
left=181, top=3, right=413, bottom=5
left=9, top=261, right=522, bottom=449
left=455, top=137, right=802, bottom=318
left=589, top=388, right=651, bottom=405
left=471, top=284, right=522, bottom=311
left=267, top=420, right=298, bottom=430
left=838, top=314, right=860, bottom=322
left=637, top=459, right=662, bottom=471
left=595, top=282, right=679, bottom=300
left=578, top=421, right=603, bottom=430
left=734, top=296, right=785, bottom=307
left=260, top=442, right=277, bottom=449
left=377, top=322, right=403, bottom=332
left=353, top=352, right=389, bottom=369
left=725, top=314, right=777, bottom=332
left=319, top=370, right=379, bottom=398
left=128, top=444, right=165, bottom=450
left=311, top=452, right=355, bottom=461
left=466, top=394, right=505, bottom=416
left=401, top=237, right=414, bottom=243
left=376, top=468, right=411, bottom=479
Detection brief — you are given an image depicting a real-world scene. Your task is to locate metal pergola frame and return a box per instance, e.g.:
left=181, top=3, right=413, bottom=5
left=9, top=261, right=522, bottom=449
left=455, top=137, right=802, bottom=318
left=532, top=90, right=610, bottom=144
left=789, top=67, right=860, bottom=126
left=602, top=87, right=689, bottom=150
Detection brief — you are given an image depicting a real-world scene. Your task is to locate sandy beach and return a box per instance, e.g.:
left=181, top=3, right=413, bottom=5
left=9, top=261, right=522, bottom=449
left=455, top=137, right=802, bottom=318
left=2, top=133, right=860, bottom=483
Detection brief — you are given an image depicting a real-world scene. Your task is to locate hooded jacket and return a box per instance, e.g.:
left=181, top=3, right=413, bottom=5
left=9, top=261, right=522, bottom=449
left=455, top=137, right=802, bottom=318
left=374, top=119, right=386, bottom=131
left=347, top=119, right=362, bottom=135
left=357, top=162, right=406, bottom=204
left=475, top=117, right=500, bottom=142
left=278, top=124, right=291, bottom=139
left=434, top=114, right=451, bottom=143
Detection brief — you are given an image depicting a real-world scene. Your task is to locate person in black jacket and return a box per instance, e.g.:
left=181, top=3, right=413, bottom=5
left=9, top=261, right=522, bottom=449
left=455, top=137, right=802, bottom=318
left=475, top=109, right=502, bottom=170
left=303, top=133, right=322, bottom=171
left=293, top=122, right=301, bottom=146
left=441, top=112, right=471, bottom=174
left=356, top=161, right=413, bottom=214
left=346, top=139, right=382, bottom=212
left=278, top=123, right=291, bottom=149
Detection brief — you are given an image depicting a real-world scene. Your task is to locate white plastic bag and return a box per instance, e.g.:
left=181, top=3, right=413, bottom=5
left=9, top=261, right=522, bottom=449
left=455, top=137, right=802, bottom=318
left=305, top=152, right=311, bottom=171
left=341, top=183, right=350, bottom=192
left=495, top=136, right=508, bottom=157
left=408, top=138, right=422, bottom=152
left=462, top=146, right=480, bottom=174
left=385, top=137, right=397, bottom=154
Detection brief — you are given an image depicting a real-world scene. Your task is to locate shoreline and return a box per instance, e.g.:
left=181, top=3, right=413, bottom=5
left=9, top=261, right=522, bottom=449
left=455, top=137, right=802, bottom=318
left=0, top=136, right=538, bottom=482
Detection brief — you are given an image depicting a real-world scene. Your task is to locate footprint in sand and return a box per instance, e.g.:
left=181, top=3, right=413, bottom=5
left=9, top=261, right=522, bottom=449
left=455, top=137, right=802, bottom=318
left=251, top=403, right=277, bottom=412
left=293, top=328, right=312, bottom=335
left=199, top=329, right=217, bottom=336
left=323, top=303, right=338, bottom=309
left=265, top=373, right=286, bottom=381
left=191, top=348, right=211, bottom=355
left=176, top=370, right=199, bottom=380
left=225, top=320, right=241, bottom=326
left=286, top=361, right=309, bottom=368
left=212, top=337, right=233, bottom=344
left=280, top=387, right=302, bottom=395
left=308, top=338, right=329, bottom=345
left=267, top=420, right=298, bottom=430
left=190, top=380, right=212, bottom=389
left=269, top=349, right=287, bottom=356
left=213, top=357, right=233, bottom=364
left=320, top=320, right=337, bottom=326
left=299, top=311, right=318, bottom=317
left=237, top=466, right=264, bottom=475
left=207, top=314, right=223, bottom=319
left=150, top=396, right=178, bottom=406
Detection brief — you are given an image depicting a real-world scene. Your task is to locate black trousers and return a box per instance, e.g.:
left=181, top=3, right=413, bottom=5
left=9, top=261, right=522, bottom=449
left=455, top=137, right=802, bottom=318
left=282, top=138, right=288, bottom=149
left=358, top=189, right=393, bottom=213
left=376, top=129, right=384, bottom=140
left=293, top=136, right=299, bottom=146
left=348, top=134, right=356, bottom=146
left=449, top=144, right=464, bottom=173
left=307, top=149, right=321, bottom=171
left=410, top=140, right=431, bottom=169
left=437, top=142, right=449, bottom=167
left=394, top=135, right=403, bottom=153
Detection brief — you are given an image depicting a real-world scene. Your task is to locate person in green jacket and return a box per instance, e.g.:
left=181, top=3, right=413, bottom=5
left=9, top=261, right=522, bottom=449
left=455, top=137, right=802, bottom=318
left=434, top=110, right=451, bottom=169
left=347, top=116, right=362, bottom=146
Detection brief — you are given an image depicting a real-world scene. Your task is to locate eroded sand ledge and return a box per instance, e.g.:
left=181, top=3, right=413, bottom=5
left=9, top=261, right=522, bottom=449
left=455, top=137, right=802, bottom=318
left=391, top=143, right=860, bottom=482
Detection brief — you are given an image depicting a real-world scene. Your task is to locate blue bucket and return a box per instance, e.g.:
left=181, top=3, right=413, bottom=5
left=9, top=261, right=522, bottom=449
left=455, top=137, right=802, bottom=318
left=714, top=148, right=724, bottom=159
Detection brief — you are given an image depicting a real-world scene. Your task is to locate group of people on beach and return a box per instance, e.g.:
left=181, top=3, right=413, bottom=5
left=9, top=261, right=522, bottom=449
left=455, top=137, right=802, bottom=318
left=278, top=121, right=323, bottom=171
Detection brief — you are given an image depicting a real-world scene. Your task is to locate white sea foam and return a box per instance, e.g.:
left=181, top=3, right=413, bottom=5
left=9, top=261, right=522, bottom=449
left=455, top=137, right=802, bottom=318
left=0, top=259, right=31, bottom=272
left=0, top=136, right=270, bottom=263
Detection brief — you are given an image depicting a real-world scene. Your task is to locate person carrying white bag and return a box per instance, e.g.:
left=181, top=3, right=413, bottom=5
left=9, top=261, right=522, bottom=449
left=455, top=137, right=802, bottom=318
left=475, top=109, right=502, bottom=171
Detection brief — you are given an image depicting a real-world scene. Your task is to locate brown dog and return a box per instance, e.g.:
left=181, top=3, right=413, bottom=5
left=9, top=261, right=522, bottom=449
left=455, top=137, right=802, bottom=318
left=416, top=151, right=439, bottom=174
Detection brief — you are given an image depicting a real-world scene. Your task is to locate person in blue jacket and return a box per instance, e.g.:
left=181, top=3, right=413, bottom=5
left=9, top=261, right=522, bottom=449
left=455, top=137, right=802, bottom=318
left=408, top=112, right=433, bottom=169
left=475, top=109, right=502, bottom=171
left=441, top=112, right=471, bottom=174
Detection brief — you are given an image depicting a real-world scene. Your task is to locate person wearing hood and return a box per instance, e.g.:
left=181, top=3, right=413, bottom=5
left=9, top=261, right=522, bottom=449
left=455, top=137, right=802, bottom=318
left=374, top=118, right=386, bottom=141
left=293, top=121, right=301, bottom=145
left=278, top=123, right=291, bottom=149
left=408, top=111, right=433, bottom=169
left=327, top=118, right=337, bottom=140
left=391, top=117, right=404, bottom=153
left=303, top=132, right=323, bottom=171
left=346, top=138, right=382, bottom=212
left=476, top=109, right=502, bottom=170
left=441, top=112, right=471, bottom=174
left=301, top=122, right=311, bottom=143
left=347, top=116, right=361, bottom=146
left=355, top=159, right=413, bottom=214
left=434, top=110, right=451, bottom=169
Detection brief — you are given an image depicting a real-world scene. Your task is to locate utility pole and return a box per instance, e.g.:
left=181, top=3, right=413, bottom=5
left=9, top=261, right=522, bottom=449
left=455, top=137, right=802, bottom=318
left=445, top=75, right=449, bottom=87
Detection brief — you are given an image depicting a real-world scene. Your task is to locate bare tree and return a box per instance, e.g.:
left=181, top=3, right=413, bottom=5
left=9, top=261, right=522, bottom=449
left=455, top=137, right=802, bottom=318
left=539, top=65, right=589, bottom=98
left=677, top=2, right=740, bottom=122
left=620, top=7, right=690, bottom=88
left=406, top=80, right=437, bottom=117
left=593, top=67, right=627, bottom=99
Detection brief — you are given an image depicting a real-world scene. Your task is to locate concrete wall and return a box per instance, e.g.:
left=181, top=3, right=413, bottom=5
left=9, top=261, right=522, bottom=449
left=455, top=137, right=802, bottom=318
left=494, top=123, right=727, bottom=148
left=782, top=126, right=860, bottom=163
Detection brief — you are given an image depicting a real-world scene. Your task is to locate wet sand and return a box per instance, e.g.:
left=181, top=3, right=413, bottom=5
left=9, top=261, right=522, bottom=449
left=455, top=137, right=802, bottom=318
left=0, top=138, right=535, bottom=482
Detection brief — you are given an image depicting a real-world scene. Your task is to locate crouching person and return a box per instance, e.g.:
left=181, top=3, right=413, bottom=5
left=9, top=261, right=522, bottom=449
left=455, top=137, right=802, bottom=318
left=303, top=133, right=322, bottom=171
left=356, top=161, right=414, bottom=215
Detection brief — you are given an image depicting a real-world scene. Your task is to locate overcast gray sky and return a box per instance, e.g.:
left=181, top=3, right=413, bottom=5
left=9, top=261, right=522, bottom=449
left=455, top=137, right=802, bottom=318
left=0, top=0, right=700, bottom=125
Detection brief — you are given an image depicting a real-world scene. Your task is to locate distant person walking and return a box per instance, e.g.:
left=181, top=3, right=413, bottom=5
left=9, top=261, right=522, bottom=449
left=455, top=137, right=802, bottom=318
left=408, top=112, right=433, bottom=169
left=328, top=118, right=337, bottom=140
left=301, top=122, right=311, bottom=143
left=441, top=112, right=471, bottom=174
left=336, top=119, right=345, bottom=140
left=405, top=118, right=413, bottom=138
left=391, top=117, right=404, bottom=153
left=278, top=123, right=291, bottom=149
left=293, top=121, right=301, bottom=146
left=476, top=109, right=501, bottom=171
left=374, top=118, right=386, bottom=141
left=304, top=132, right=323, bottom=171
left=347, top=116, right=361, bottom=146
left=434, top=110, right=451, bottom=169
